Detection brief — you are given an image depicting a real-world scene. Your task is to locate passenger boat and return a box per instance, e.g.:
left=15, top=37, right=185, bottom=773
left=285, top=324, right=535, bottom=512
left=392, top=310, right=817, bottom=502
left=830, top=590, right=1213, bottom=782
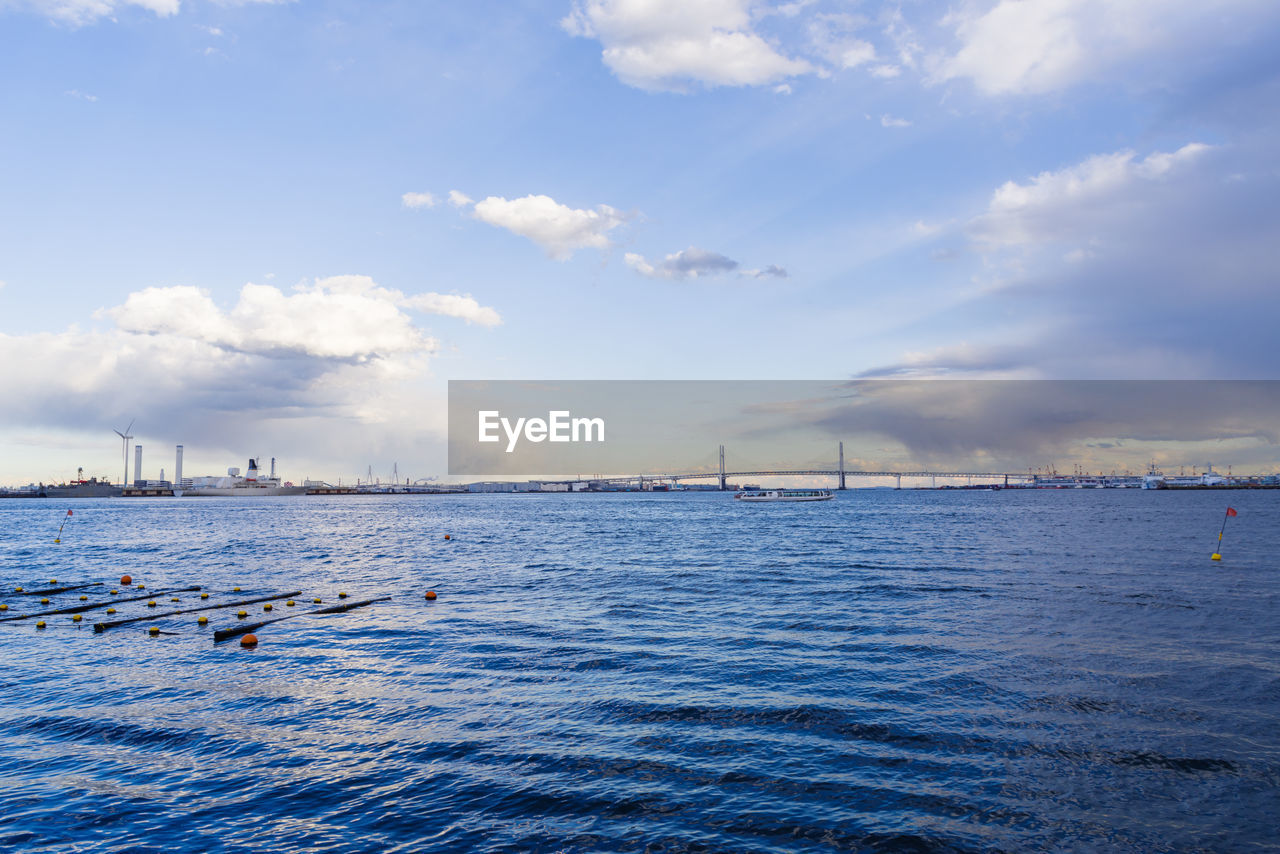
left=734, top=488, right=834, bottom=502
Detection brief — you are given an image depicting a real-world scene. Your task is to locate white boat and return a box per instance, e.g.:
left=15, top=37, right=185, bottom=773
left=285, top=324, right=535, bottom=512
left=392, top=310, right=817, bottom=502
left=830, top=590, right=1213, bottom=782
left=183, top=457, right=306, bottom=497
left=735, top=488, right=834, bottom=502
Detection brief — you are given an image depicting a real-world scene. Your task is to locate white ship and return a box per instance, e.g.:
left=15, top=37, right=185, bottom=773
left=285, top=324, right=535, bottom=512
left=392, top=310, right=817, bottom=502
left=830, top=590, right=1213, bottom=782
left=182, top=457, right=306, bottom=497
left=1141, top=463, right=1228, bottom=490
left=735, top=488, right=834, bottom=502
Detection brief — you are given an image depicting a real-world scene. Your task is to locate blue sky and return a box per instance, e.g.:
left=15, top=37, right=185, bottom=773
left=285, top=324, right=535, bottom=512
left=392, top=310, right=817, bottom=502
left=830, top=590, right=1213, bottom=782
left=2, top=0, right=1279, bottom=484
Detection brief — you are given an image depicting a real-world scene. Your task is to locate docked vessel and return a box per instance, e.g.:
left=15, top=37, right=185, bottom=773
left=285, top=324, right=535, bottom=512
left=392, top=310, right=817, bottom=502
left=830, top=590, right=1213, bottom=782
left=1142, top=463, right=1228, bottom=490
left=735, top=488, right=834, bottom=502
left=44, top=471, right=123, bottom=498
left=183, top=458, right=306, bottom=497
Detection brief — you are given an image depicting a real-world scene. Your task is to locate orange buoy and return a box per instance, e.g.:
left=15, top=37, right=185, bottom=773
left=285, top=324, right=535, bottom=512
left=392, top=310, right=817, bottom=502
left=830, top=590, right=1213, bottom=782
left=240, top=633, right=258, bottom=648
left=444, top=534, right=451, bottom=540
left=120, top=575, right=132, bottom=585
left=424, top=591, right=438, bottom=600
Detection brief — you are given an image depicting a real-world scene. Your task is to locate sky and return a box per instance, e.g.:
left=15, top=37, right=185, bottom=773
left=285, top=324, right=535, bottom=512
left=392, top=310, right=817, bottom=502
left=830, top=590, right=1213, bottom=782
left=1, top=0, right=1279, bottom=484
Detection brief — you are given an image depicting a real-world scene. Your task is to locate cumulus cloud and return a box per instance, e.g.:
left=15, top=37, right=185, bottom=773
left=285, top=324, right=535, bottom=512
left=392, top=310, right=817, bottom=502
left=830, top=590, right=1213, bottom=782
left=469, top=193, right=628, bottom=259
left=625, top=247, right=739, bottom=279
left=972, top=143, right=1212, bottom=249
left=933, top=0, right=1279, bottom=95
left=0, top=275, right=502, bottom=482
left=562, top=0, right=813, bottom=91
left=866, top=138, right=1280, bottom=380
left=401, top=191, right=436, bottom=209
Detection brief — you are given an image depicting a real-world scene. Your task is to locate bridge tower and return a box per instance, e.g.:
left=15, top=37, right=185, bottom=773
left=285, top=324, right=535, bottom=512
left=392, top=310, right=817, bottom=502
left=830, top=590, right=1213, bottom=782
left=718, top=445, right=727, bottom=490
left=838, top=441, right=846, bottom=490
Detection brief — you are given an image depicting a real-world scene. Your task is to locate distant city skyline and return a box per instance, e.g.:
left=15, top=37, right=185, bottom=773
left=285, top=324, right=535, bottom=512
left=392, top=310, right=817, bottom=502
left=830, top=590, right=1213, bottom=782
left=3, top=1, right=1279, bottom=483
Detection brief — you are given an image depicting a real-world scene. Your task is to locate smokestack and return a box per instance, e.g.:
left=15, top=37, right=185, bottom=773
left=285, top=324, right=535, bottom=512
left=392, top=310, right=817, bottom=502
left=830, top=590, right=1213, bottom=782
left=134, top=445, right=143, bottom=486
left=175, top=445, right=184, bottom=487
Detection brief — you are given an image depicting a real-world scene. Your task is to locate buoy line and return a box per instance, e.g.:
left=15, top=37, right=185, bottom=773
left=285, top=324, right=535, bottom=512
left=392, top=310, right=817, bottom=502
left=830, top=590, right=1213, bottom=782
left=93, top=590, right=303, bottom=632
left=0, top=586, right=202, bottom=623
left=213, top=596, right=392, bottom=643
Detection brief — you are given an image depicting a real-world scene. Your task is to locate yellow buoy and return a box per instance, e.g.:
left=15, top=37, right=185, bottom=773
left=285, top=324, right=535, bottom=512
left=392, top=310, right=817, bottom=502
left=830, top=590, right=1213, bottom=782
left=237, top=610, right=247, bottom=619
left=147, top=601, right=157, bottom=608
left=313, top=598, right=322, bottom=604
left=0, top=604, right=7, bottom=611
left=15, top=587, right=24, bottom=593
left=79, top=595, right=88, bottom=601
left=107, top=608, right=116, bottom=615
left=200, top=593, right=209, bottom=599
left=1211, top=553, right=1222, bottom=561
left=40, top=598, right=50, bottom=605
left=339, top=592, right=348, bottom=599
left=72, top=614, right=82, bottom=623
left=197, top=616, right=208, bottom=625
left=110, top=589, right=118, bottom=595
left=36, top=621, right=46, bottom=629
left=49, top=578, right=57, bottom=584
left=286, top=600, right=296, bottom=607
left=137, top=584, right=145, bottom=590
left=233, top=586, right=242, bottom=592
left=264, top=603, right=273, bottom=612
left=171, top=598, right=180, bottom=603
left=149, top=626, right=159, bottom=636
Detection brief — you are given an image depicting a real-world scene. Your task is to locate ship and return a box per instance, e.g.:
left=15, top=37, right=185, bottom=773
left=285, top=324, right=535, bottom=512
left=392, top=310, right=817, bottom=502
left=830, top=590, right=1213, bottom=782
left=182, top=457, right=306, bottom=497
left=1142, top=463, right=1228, bottom=490
left=735, top=488, right=834, bottom=502
left=43, top=469, right=123, bottom=498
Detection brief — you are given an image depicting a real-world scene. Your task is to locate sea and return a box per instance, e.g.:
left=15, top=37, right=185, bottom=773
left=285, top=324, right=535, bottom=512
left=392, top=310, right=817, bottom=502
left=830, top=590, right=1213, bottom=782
left=0, top=490, right=1276, bottom=853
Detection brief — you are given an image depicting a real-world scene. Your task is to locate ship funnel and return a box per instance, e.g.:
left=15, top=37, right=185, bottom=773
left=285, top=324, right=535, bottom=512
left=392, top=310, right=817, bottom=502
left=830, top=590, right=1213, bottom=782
left=271, top=457, right=276, bottom=478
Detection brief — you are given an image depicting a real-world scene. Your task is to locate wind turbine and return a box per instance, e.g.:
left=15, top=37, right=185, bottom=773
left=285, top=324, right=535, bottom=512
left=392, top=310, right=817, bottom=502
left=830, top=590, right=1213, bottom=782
left=113, top=419, right=134, bottom=487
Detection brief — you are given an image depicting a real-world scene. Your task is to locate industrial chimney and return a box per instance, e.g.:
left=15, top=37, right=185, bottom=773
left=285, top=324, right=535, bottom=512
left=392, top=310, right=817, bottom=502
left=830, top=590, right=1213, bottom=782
left=175, top=445, right=184, bottom=488
left=134, top=445, right=143, bottom=487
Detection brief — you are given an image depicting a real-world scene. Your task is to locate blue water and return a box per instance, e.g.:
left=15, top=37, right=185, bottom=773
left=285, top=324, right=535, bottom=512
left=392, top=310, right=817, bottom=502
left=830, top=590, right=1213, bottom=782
left=0, top=490, right=1277, bottom=852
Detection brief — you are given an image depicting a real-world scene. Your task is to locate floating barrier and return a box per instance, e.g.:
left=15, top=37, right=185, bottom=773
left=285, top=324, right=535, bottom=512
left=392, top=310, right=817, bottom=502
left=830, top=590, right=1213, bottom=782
left=92, top=591, right=302, bottom=633
left=0, top=587, right=202, bottom=622
left=214, top=597, right=392, bottom=643
left=9, top=582, right=103, bottom=598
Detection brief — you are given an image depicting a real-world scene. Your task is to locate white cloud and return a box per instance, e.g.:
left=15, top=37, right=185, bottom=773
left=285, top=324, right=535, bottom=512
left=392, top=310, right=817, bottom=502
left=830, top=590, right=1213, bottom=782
left=64, top=89, right=99, bottom=101
left=880, top=114, right=911, bottom=128
left=625, top=246, right=739, bottom=279
left=869, top=63, right=900, bottom=79
left=744, top=264, right=788, bottom=279
left=401, top=191, right=436, bottom=209
left=933, top=0, right=1276, bottom=96
left=562, top=0, right=813, bottom=91
left=973, top=143, right=1212, bottom=248
left=470, top=193, right=627, bottom=259
left=402, top=292, right=502, bottom=327
left=447, top=190, right=474, bottom=208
